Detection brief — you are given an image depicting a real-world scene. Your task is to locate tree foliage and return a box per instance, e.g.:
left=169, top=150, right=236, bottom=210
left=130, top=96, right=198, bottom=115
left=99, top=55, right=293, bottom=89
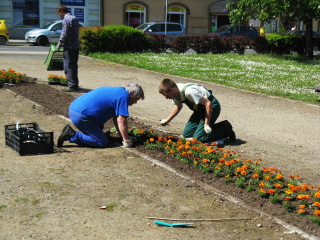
left=226, top=0, right=320, bottom=58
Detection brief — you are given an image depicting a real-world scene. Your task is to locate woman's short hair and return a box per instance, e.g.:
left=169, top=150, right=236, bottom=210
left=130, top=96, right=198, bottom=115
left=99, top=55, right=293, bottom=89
left=124, top=84, right=145, bottom=100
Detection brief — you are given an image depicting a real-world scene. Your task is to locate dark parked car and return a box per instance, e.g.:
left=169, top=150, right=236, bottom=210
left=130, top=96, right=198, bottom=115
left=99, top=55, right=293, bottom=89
left=210, top=25, right=259, bottom=37
left=290, top=30, right=320, bottom=39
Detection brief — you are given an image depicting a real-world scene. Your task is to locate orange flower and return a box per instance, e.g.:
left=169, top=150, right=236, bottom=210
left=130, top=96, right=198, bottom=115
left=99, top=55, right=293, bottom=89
left=299, top=205, right=306, bottom=209
left=202, top=159, right=209, bottom=163
left=314, top=202, right=320, bottom=207
left=191, top=138, right=198, bottom=143
left=169, top=150, right=175, bottom=154
left=297, top=194, right=311, bottom=200
left=259, top=188, right=266, bottom=193
left=265, top=175, right=271, bottom=181
left=276, top=174, right=283, bottom=180
left=285, top=190, right=293, bottom=195
left=253, top=174, right=259, bottom=178
left=167, top=140, right=172, bottom=144
left=223, top=153, right=229, bottom=158
left=314, top=191, right=320, bottom=198
left=314, top=210, right=320, bottom=216
left=259, top=181, right=265, bottom=187
left=274, top=183, right=282, bottom=188
left=149, top=138, right=154, bottom=142
left=268, top=189, right=275, bottom=195
left=241, top=170, right=247, bottom=175
left=298, top=209, right=306, bottom=214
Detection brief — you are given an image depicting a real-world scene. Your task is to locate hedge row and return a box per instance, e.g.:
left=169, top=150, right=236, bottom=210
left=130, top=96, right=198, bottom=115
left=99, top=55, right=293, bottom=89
left=79, top=25, right=319, bottom=55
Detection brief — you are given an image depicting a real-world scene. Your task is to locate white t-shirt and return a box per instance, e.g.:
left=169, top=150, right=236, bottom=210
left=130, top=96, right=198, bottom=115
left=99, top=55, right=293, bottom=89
left=173, top=83, right=211, bottom=105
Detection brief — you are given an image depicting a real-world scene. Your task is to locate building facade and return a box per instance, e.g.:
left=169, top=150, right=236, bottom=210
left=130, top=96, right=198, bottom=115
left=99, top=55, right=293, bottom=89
left=1, top=0, right=100, bottom=39
left=1, top=0, right=319, bottom=39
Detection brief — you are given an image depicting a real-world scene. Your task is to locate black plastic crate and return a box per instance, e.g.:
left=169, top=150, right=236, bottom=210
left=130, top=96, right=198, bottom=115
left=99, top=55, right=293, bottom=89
left=5, top=123, right=54, bottom=155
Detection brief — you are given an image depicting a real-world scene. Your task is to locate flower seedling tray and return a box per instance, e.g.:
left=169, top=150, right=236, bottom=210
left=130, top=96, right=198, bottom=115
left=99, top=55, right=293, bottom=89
left=44, top=44, right=64, bottom=71
left=5, top=123, right=54, bottom=155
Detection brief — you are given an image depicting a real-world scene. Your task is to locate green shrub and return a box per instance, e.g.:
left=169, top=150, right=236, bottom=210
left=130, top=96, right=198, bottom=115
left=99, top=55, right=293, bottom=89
left=80, top=27, right=107, bottom=55
left=79, top=25, right=150, bottom=55
left=266, top=34, right=295, bottom=55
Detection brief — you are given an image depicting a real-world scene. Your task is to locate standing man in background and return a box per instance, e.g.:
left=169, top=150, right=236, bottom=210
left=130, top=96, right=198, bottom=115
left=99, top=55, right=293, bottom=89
left=56, top=4, right=80, bottom=92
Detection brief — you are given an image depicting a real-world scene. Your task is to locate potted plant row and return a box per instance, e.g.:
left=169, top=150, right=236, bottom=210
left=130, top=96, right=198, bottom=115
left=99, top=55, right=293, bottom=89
left=47, top=74, right=67, bottom=86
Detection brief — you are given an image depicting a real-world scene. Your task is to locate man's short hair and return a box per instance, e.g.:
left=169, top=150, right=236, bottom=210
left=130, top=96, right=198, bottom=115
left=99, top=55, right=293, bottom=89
left=159, top=78, right=177, bottom=94
left=57, top=5, right=68, bottom=13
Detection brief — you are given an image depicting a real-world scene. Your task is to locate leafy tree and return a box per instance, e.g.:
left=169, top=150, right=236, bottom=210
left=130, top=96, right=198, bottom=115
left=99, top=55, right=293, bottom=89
left=227, top=0, right=320, bottom=59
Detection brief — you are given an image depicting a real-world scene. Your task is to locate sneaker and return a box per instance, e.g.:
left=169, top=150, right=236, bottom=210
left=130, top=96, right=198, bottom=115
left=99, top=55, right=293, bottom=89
left=57, top=124, right=76, bottom=147
left=224, top=121, right=236, bottom=143
left=62, top=87, right=79, bottom=92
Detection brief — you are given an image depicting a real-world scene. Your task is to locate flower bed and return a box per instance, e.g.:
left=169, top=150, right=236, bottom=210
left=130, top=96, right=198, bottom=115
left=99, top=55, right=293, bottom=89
left=125, top=129, right=320, bottom=225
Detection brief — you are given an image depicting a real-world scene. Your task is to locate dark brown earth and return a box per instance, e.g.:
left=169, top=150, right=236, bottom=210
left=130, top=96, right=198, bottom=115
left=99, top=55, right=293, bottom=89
left=3, top=77, right=320, bottom=238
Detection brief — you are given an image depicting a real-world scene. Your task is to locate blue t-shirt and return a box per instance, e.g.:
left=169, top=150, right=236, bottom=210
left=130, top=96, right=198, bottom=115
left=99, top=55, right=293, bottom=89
left=70, top=86, right=130, bottom=126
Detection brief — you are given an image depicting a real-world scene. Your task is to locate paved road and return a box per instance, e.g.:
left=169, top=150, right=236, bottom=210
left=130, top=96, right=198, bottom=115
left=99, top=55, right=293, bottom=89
left=1, top=41, right=320, bottom=187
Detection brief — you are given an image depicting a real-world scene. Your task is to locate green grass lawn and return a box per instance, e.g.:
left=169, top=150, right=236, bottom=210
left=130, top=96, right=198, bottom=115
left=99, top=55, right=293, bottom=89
left=89, top=52, right=320, bottom=104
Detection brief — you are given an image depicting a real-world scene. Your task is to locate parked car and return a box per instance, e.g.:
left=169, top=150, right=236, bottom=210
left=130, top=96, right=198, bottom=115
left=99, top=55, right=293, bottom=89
left=136, top=22, right=185, bottom=37
left=290, top=30, right=320, bottom=39
left=25, top=20, right=85, bottom=46
left=210, top=25, right=259, bottom=37
left=0, top=20, right=9, bottom=45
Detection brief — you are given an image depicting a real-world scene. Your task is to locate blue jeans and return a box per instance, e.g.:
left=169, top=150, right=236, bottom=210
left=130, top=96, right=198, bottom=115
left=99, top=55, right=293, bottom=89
left=68, top=109, right=109, bottom=148
left=64, top=47, right=79, bottom=89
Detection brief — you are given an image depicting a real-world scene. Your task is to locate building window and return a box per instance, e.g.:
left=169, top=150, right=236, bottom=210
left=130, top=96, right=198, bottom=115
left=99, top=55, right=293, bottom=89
left=167, top=6, right=186, bottom=27
left=125, top=4, right=146, bottom=28
left=13, top=0, right=39, bottom=28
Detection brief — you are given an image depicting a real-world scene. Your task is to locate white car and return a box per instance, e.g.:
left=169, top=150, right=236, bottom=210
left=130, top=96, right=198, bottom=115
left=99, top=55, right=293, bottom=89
left=25, top=20, right=84, bottom=46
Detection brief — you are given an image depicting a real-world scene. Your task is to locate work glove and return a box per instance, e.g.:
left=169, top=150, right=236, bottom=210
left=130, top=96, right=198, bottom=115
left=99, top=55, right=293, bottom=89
left=122, top=139, right=133, bottom=148
left=160, top=119, right=169, bottom=126
left=204, top=124, right=212, bottom=135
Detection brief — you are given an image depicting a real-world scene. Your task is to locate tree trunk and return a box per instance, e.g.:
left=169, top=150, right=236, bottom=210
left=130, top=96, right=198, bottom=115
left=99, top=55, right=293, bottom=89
left=305, top=16, right=314, bottom=59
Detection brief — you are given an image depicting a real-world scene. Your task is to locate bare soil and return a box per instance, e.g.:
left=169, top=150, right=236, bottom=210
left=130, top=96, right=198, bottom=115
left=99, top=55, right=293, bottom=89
left=1, top=78, right=319, bottom=239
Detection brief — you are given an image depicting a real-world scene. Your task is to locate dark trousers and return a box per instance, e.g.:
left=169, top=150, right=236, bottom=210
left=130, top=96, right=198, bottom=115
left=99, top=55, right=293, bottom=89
left=63, top=47, right=79, bottom=89
left=182, top=97, right=224, bottom=142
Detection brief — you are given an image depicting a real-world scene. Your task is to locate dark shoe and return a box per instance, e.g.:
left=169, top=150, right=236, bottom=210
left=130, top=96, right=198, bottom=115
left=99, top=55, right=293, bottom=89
left=224, top=121, right=236, bottom=143
left=57, top=124, right=76, bottom=147
left=63, top=87, right=79, bottom=92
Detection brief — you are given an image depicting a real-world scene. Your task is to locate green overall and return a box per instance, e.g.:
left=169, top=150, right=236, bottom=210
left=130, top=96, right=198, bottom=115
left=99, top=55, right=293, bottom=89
left=180, top=84, right=224, bottom=142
